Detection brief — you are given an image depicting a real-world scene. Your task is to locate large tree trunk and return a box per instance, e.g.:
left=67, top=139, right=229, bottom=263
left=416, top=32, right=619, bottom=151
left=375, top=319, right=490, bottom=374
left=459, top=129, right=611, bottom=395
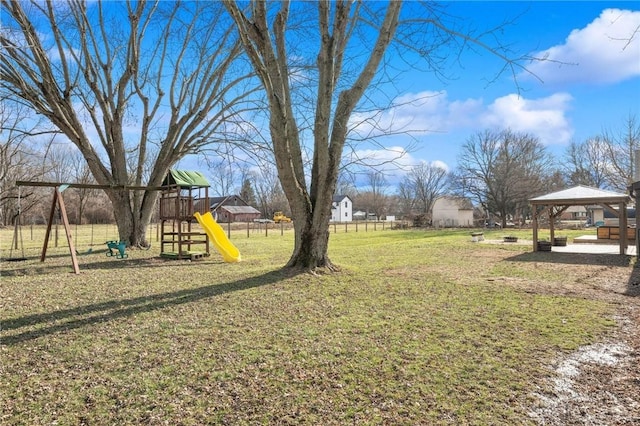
left=106, top=189, right=159, bottom=247
left=286, top=186, right=336, bottom=270
left=287, top=218, right=333, bottom=270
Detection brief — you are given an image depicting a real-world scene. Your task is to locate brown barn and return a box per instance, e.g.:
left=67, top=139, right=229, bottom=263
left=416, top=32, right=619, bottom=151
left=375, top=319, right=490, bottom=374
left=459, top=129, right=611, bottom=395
left=210, top=195, right=261, bottom=223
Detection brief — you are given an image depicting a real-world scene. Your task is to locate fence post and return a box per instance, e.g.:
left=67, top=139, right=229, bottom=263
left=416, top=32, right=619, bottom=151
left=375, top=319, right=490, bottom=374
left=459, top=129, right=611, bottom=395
left=281, top=221, right=284, bottom=236
left=247, top=221, right=250, bottom=238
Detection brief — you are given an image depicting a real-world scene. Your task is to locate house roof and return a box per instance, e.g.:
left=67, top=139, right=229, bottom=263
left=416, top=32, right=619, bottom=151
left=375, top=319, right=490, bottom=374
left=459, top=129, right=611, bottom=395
left=163, top=169, right=210, bottom=188
left=529, top=185, right=630, bottom=205
left=209, top=195, right=248, bottom=210
left=220, top=205, right=261, bottom=215
left=333, top=194, right=351, bottom=203
left=564, top=205, right=587, bottom=213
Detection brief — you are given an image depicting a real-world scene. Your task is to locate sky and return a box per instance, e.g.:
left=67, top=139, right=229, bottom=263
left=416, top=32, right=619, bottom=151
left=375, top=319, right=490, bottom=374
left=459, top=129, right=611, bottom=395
left=358, top=1, right=640, bottom=180
left=13, top=0, right=636, bottom=193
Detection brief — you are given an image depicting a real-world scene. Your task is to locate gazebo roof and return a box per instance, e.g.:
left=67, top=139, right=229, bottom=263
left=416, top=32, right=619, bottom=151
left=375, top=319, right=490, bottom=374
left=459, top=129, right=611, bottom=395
left=530, top=185, right=629, bottom=205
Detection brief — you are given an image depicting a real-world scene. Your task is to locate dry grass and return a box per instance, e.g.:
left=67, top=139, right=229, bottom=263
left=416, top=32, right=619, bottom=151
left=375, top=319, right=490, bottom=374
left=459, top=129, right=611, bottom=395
left=1, top=225, right=637, bottom=424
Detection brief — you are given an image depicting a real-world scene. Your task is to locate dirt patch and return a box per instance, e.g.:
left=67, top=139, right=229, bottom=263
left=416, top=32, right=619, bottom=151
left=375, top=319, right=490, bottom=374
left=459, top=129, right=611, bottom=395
left=529, top=310, right=640, bottom=425
left=496, top=251, right=640, bottom=425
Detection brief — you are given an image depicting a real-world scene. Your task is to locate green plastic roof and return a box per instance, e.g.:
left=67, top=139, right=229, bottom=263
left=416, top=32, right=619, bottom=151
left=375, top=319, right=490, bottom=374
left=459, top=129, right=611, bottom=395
left=163, top=170, right=210, bottom=188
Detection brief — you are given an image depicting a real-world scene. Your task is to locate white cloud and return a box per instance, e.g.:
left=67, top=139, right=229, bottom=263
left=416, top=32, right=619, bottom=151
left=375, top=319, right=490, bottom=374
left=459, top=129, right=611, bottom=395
left=350, top=91, right=450, bottom=137
left=431, top=160, right=449, bottom=172
left=480, top=93, right=574, bottom=145
left=351, top=90, right=573, bottom=147
left=349, top=91, right=487, bottom=138
left=346, top=147, right=451, bottom=186
left=526, top=9, right=640, bottom=85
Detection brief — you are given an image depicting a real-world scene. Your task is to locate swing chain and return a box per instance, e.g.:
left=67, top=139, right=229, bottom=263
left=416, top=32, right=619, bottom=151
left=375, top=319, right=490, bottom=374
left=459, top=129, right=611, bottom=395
left=17, top=186, right=22, bottom=215
left=8, top=186, right=26, bottom=260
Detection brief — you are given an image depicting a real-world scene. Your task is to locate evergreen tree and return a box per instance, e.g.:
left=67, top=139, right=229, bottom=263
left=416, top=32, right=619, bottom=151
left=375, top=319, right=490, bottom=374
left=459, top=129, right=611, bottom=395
left=240, top=179, right=257, bottom=207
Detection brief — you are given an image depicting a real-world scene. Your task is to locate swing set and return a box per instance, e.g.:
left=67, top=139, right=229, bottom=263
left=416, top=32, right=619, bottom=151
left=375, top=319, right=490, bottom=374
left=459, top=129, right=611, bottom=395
left=13, top=180, right=164, bottom=274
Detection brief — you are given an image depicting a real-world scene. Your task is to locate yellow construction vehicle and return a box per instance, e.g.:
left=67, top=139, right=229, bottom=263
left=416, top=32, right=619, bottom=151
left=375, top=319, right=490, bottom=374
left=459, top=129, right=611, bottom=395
left=273, top=211, right=292, bottom=223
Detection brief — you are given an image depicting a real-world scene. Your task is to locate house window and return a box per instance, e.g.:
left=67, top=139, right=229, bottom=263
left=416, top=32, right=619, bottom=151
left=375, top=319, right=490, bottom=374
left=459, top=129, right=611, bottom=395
left=344, top=201, right=348, bottom=208
left=345, top=212, right=348, bottom=217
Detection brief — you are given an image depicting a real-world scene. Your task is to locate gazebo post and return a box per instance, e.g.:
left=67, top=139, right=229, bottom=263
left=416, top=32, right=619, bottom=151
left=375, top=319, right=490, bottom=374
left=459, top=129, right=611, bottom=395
left=533, top=204, right=538, bottom=251
left=549, top=206, right=554, bottom=244
left=636, top=187, right=640, bottom=257
left=532, top=206, right=538, bottom=252
left=618, top=203, right=627, bottom=254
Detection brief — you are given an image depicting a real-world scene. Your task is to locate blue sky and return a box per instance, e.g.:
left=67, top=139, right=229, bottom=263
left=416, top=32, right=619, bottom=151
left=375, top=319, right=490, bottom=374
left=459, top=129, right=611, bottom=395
left=345, top=1, right=640, bottom=182
left=9, top=0, right=637, bottom=193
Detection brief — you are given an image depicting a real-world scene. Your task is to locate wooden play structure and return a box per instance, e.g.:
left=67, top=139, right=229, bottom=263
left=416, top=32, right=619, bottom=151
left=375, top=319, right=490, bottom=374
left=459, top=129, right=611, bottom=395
left=14, top=169, right=215, bottom=273
left=159, top=170, right=212, bottom=260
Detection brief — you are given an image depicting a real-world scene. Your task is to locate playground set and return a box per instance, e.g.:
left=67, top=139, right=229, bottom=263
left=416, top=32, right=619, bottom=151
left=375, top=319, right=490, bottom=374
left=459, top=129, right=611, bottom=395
left=159, top=170, right=240, bottom=263
left=11, top=170, right=241, bottom=274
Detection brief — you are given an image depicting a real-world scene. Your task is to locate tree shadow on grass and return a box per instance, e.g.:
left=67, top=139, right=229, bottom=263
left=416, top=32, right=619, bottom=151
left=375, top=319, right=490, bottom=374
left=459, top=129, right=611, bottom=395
left=626, top=263, right=640, bottom=297
left=1, top=253, right=224, bottom=277
left=1, top=269, right=291, bottom=345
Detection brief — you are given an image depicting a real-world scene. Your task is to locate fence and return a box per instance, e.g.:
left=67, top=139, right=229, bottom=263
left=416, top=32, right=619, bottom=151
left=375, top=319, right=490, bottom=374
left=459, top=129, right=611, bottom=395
left=0, top=220, right=410, bottom=256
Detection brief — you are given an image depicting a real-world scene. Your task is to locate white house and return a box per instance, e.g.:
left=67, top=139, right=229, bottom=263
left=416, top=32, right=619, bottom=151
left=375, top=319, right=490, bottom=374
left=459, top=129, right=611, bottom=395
left=331, top=195, right=353, bottom=222
left=432, top=196, right=474, bottom=227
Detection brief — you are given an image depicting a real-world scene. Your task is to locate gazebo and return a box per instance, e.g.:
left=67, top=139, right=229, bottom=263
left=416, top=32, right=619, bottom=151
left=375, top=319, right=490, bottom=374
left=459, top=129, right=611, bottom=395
left=529, top=185, right=631, bottom=255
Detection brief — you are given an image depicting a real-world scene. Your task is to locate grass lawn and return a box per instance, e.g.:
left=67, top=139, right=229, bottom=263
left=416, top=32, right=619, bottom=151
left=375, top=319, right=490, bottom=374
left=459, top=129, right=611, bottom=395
left=0, top=225, right=631, bottom=424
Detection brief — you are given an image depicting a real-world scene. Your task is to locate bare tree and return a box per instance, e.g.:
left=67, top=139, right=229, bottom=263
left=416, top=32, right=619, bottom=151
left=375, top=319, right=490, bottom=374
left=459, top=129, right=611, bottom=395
left=564, top=137, right=610, bottom=188
left=602, top=115, right=640, bottom=192
left=69, top=149, right=99, bottom=225
left=206, top=157, right=238, bottom=198
left=402, top=162, right=449, bottom=220
left=43, top=142, right=74, bottom=183
left=0, top=99, right=48, bottom=225
left=358, top=171, right=388, bottom=219
left=1, top=0, right=256, bottom=246
left=223, top=0, right=402, bottom=269
left=252, top=163, right=289, bottom=219
left=224, top=0, right=544, bottom=269
left=335, top=172, right=358, bottom=202
left=455, top=129, right=552, bottom=227
left=396, top=180, right=416, bottom=219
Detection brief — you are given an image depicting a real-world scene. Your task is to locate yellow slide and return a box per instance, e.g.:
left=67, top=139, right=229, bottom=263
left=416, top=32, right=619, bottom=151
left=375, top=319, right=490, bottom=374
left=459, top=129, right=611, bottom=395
left=194, top=212, right=241, bottom=263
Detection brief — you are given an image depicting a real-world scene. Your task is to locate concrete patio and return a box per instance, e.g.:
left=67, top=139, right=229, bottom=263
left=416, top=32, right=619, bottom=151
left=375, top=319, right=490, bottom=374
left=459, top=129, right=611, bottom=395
left=551, top=240, right=636, bottom=255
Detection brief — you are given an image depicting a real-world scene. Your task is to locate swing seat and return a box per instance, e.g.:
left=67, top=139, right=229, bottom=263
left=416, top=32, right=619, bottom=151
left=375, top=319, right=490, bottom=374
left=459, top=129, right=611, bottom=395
left=105, top=241, right=128, bottom=259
